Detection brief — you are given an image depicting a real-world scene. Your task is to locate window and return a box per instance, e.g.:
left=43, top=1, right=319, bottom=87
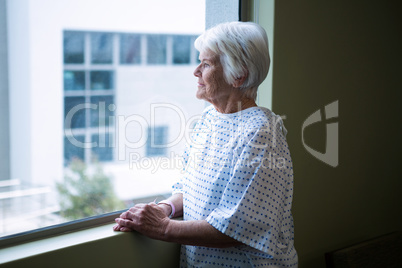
left=2, top=0, right=206, bottom=239
left=2, top=1, right=267, bottom=248
left=147, top=34, right=167, bottom=64
left=120, top=34, right=142, bottom=64
left=173, top=35, right=192, bottom=64
left=63, top=31, right=85, bottom=64
left=90, top=33, right=113, bottom=64
left=146, top=126, right=168, bottom=157
left=64, top=71, right=85, bottom=90
left=64, top=32, right=115, bottom=165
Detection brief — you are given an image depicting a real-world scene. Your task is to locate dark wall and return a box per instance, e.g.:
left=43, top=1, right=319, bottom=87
left=272, top=1, right=402, bottom=267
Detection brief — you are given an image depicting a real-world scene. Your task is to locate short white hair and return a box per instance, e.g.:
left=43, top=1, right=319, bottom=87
left=194, top=21, right=270, bottom=100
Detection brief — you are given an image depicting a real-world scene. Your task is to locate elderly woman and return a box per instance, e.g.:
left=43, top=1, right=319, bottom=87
left=114, top=21, right=298, bottom=267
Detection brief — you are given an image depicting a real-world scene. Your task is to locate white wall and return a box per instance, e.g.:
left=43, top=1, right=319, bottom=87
left=7, top=0, right=33, bottom=184
left=0, top=0, right=10, bottom=181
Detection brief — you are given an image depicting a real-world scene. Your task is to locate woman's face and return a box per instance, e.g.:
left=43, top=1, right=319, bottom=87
left=193, top=50, right=233, bottom=104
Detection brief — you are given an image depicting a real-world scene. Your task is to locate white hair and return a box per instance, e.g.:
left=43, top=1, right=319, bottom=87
left=194, top=21, right=270, bottom=100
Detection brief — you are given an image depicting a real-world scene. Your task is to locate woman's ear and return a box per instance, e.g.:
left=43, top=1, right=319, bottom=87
left=232, top=74, right=247, bottom=88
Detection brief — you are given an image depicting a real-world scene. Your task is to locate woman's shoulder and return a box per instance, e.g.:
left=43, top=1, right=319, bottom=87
left=241, top=106, right=274, bottom=127
left=240, top=107, right=288, bottom=138
left=200, top=106, right=286, bottom=134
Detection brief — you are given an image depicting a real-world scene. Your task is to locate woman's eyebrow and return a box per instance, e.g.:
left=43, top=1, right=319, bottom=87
left=200, top=57, right=214, bottom=63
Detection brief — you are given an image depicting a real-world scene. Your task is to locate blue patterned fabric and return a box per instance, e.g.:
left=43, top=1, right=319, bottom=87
left=173, top=105, right=298, bottom=267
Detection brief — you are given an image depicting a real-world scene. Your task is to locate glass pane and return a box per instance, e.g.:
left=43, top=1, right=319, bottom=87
left=91, top=33, right=113, bottom=64
left=195, top=50, right=200, bottom=64
left=64, top=97, right=86, bottom=129
left=147, top=35, right=166, bottom=64
left=173, top=35, right=191, bottom=64
left=120, top=34, right=141, bottom=64
left=90, top=71, right=114, bottom=90
left=146, top=126, right=168, bottom=156
left=64, top=71, right=85, bottom=90
left=91, top=133, right=113, bottom=161
left=90, top=96, right=114, bottom=127
left=64, top=31, right=85, bottom=64
left=2, top=0, right=206, bottom=239
left=64, top=135, right=85, bottom=164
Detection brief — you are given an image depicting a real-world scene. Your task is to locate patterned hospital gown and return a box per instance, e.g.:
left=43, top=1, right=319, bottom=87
left=173, top=105, right=298, bottom=267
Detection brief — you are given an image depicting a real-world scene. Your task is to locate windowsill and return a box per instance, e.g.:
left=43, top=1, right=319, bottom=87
left=0, top=220, right=181, bottom=267
left=0, top=222, right=119, bottom=264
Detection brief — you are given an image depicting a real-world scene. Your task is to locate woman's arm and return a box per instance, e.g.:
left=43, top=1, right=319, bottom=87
left=157, top=193, right=184, bottom=218
left=113, top=194, right=241, bottom=248
left=164, top=218, right=242, bottom=248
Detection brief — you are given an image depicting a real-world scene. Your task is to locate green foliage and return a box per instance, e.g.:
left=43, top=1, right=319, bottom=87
left=57, top=158, right=125, bottom=220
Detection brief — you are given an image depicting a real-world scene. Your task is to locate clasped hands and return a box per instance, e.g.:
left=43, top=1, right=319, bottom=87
left=113, top=202, right=171, bottom=240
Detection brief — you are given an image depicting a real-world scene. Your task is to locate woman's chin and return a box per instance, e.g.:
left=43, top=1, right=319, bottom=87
left=195, top=90, right=205, bottom=100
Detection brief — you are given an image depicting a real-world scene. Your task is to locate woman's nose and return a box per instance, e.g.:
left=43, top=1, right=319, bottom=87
left=193, top=64, right=201, bottom=77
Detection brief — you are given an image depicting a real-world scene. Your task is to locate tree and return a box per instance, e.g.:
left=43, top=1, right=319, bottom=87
left=57, top=158, right=124, bottom=220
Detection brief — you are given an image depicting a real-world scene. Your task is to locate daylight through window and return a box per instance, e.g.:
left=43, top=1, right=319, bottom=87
left=1, top=0, right=205, bottom=238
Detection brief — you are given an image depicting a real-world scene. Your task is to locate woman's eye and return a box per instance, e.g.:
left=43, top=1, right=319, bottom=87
left=204, top=63, right=209, bottom=67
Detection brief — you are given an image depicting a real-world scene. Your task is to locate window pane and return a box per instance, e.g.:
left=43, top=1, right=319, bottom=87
left=90, top=96, right=114, bottom=127
left=64, top=71, right=85, bottom=90
left=91, top=133, right=113, bottom=161
left=120, top=34, right=141, bottom=64
left=195, top=50, right=200, bottom=64
left=64, top=135, right=85, bottom=164
left=64, top=97, right=86, bottom=129
left=173, top=35, right=191, bottom=64
left=64, top=31, right=85, bottom=64
left=90, top=71, right=114, bottom=90
left=91, top=33, right=113, bottom=64
left=147, top=35, right=166, bottom=64
left=2, top=0, right=206, bottom=239
left=146, top=126, right=168, bottom=156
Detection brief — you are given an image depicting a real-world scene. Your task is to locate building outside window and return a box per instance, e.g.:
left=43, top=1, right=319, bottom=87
left=63, top=31, right=199, bottom=165
left=64, top=31, right=115, bottom=165
left=1, top=0, right=206, bottom=238
left=146, top=126, right=169, bottom=157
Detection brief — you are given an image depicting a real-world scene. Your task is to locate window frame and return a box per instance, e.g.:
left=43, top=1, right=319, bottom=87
left=0, top=209, right=124, bottom=249
left=0, top=192, right=171, bottom=249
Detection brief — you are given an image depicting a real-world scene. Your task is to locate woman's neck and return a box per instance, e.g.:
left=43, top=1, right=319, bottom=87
left=213, top=94, right=257, bottom=114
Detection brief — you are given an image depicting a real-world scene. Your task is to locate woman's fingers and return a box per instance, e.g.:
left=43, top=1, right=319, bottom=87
left=120, top=210, right=135, bottom=220
left=113, top=223, right=132, bottom=232
left=113, top=224, right=120, bottom=231
left=113, top=203, right=170, bottom=238
left=119, top=227, right=132, bottom=232
left=115, top=217, right=133, bottom=227
left=114, top=206, right=142, bottom=232
left=113, top=202, right=172, bottom=238
left=128, top=203, right=145, bottom=213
